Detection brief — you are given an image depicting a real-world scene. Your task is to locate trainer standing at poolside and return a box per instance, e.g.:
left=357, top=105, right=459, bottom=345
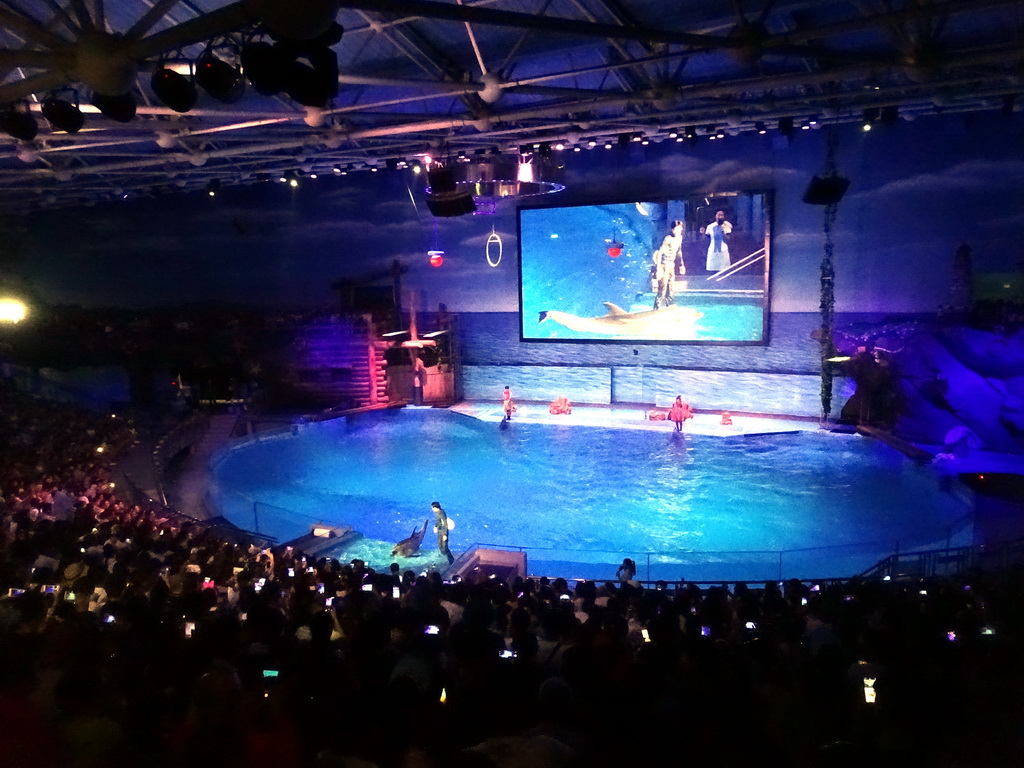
left=431, top=501, right=455, bottom=565
left=502, top=385, right=515, bottom=422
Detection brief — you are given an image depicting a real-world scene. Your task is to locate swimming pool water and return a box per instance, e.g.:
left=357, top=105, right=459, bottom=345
left=210, top=409, right=973, bottom=581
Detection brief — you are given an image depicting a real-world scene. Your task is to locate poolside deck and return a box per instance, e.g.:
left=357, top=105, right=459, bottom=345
left=448, top=401, right=822, bottom=437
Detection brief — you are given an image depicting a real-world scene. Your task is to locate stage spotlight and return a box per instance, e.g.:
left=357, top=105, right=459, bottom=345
left=0, top=102, right=38, bottom=140
left=755, top=121, right=767, bottom=134
left=803, top=174, right=850, bottom=206
left=385, top=157, right=400, bottom=171
left=241, top=41, right=288, bottom=95
left=426, top=167, right=476, bottom=217
left=41, top=94, right=85, bottom=133
left=777, top=116, right=794, bottom=136
left=862, top=107, right=880, bottom=130
left=284, top=47, right=339, bottom=107
left=196, top=49, right=246, bottom=104
left=617, top=133, right=630, bottom=147
left=151, top=66, right=197, bottom=112
left=91, top=91, right=137, bottom=122
left=206, top=179, right=221, bottom=196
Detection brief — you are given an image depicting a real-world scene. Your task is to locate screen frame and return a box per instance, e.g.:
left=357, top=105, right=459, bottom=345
left=516, top=191, right=773, bottom=346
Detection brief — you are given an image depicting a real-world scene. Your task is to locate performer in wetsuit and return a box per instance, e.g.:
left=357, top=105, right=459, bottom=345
left=652, top=220, right=684, bottom=309
left=431, top=501, right=455, bottom=565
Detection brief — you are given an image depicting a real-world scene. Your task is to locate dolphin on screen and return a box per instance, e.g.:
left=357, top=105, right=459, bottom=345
left=538, top=302, right=703, bottom=339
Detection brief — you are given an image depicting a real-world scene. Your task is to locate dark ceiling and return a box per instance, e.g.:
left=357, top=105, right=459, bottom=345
left=0, top=0, right=1021, bottom=214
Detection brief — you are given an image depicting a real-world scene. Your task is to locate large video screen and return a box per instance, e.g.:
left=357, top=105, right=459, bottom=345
left=518, top=192, right=771, bottom=343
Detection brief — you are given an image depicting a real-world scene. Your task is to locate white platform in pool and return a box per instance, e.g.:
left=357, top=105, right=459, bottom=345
left=448, top=401, right=822, bottom=437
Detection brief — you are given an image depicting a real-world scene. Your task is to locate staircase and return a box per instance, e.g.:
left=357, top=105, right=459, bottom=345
left=287, top=319, right=387, bottom=407
left=169, top=413, right=240, bottom=519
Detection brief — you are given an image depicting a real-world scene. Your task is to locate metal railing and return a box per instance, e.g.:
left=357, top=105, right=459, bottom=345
left=120, top=472, right=276, bottom=545
left=861, top=536, right=1024, bottom=580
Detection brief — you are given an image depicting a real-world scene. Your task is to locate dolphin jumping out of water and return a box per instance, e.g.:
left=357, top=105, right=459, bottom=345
left=539, top=302, right=704, bottom=339
left=392, top=519, right=429, bottom=557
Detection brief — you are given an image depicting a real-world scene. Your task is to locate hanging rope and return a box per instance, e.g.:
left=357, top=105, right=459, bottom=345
left=819, top=127, right=840, bottom=421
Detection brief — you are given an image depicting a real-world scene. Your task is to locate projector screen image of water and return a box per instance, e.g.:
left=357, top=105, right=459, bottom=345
left=518, top=192, right=771, bottom=343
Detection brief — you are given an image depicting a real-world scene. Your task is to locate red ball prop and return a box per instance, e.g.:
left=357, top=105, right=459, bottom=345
left=428, top=250, right=444, bottom=267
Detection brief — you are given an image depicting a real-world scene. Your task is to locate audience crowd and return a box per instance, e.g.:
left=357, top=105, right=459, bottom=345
left=2, top=385, right=1023, bottom=768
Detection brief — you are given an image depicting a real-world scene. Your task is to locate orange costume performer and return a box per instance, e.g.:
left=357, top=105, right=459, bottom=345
left=549, top=396, right=572, bottom=415
left=669, top=396, right=693, bottom=431
left=502, top=386, right=515, bottom=421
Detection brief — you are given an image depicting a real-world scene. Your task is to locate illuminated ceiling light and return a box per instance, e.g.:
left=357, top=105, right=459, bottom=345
left=640, top=138, right=649, bottom=145
left=41, top=92, right=85, bottom=133
left=604, top=141, right=613, bottom=149
left=91, top=91, right=136, bottom=122
left=0, top=297, right=28, bottom=323
left=553, top=142, right=565, bottom=151
left=587, top=139, right=597, bottom=148
left=206, top=179, right=221, bottom=196
left=631, top=133, right=643, bottom=142
left=0, top=101, right=38, bottom=140
left=755, top=121, right=767, bottom=134
left=195, top=48, right=246, bottom=104
left=151, top=65, right=197, bottom=112
left=289, top=177, right=299, bottom=187
left=572, top=145, right=581, bottom=152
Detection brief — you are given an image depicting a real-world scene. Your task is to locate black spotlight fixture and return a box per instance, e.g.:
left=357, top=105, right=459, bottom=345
left=151, top=64, right=197, bottom=113
left=41, top=91, right=84, bottom=133
left=240, top=41, right=289, bottom=95
left=777, top=116, right=795, bottom=136
left=425, top=167, right=476, bottom=217
left=0, top=101, right=38, bottom=141
left=879, top=105, right=899, bottom=126
left=91, top=91, right=137, bottom=123
left=755, top=121, right=767, bottom=134
left=206, top=179, right=222, bottom=196
left=803, top=174, right=851, bottom=206
left=195, top=48, right=246, bottom=104
left=284, top=47, right=338, bottom=107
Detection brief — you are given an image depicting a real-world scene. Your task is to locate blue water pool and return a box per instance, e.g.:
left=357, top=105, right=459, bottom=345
left=209, top=409, right=973, bottom=581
